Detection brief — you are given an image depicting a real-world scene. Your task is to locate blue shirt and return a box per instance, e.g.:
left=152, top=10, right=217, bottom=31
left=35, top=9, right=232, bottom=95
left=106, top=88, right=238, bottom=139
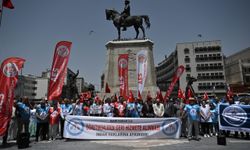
left=126, top=102, right=139, bottom=117
left=184, top=104, right=200, bottom=121
left=60, top=104, right=73, bottom=118
left=17, top=102, right=30, bottom=121
left=36, top=105, right=49, bottom=123
left=73, top=103, right=83, bottom=116
left=210, top=109, right=218, bottom=123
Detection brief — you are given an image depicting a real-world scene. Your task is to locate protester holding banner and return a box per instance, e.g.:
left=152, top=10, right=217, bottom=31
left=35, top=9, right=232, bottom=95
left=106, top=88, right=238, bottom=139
left=183, top=97, right=200, bottom=141
left=60, top=98, right=73, bottom=139
left=82, top=99, right=91, bottom=116
left=73, top=99, right=83, bottom=116
left=153, top=98, right=165, bottom=117
left=126, top=96, right=137, bottom=117
left=164, top=98, right=177, bottom=117
left=115, top=96, right=126, bottom=117
left=103, top=98, right=114, bottom=117
left=142, top=96, right=154, bottom=118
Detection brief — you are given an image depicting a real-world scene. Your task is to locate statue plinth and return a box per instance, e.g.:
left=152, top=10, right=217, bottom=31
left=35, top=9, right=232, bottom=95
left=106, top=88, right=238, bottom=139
left=102, top=39, right=158, bottom=99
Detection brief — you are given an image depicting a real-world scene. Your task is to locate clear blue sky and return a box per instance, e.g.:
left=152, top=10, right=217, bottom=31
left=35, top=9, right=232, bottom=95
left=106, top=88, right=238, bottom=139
left=0, top=0, right=250, bottom=89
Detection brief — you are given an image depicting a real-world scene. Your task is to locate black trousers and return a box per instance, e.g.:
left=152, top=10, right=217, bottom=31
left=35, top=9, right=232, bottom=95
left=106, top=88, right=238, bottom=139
left=60, top=119, right=65, bottom=139
left=36, top=122, right=49, bottom=141
left=2, top=122, right=10, bottom=145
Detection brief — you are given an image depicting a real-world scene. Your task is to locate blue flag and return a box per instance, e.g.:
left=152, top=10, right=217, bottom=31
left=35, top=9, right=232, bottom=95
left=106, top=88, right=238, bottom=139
left=219, top=104, right=250, bottom=132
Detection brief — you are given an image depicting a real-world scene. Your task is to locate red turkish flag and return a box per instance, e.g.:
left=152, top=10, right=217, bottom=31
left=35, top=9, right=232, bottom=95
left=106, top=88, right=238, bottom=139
left=48, top=41, right=72, bottom=101
left=178, top=88, right=185, bottom=99
left=105, top=82, right=111, bottom=93
left=146, top=91, right=152, bottom=101
left=187, top=88, right=192, bottom=98
left=138, top=90, right=142, bottom=100
left=3, top=0, right=14, bottom=9
left=156, top=90, right=163, bottom=101
left=128, top=90, right=134, bottom=102
left=0, top=57, right=25, bottom=136
left=203, top=92, right=209, bottom=100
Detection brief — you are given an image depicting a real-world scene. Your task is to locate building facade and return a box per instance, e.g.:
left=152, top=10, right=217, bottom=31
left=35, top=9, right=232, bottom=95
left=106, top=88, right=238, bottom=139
left=15, top=75, right=38, bottom=100
left=15, top=68, right=84, bottom=101
left=225, top=47, right=250, bottom=93
left=156, top=40, right=226, bottom=97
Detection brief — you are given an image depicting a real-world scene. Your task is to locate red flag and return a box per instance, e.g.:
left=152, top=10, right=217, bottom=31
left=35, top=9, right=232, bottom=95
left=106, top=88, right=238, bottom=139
left=128, top=90, right=134, bottom=102
left=203, top=92, right=209, bottom=100
left=3, top=0, right=14, bottom=9
left=48, top=41, right=72, bottom=101
left=156, top=90, right=164, bottom=101
left=226, top=85, right=233, bottom=100
left=138, top=90, right=142, bottom=100
left=178, top=88, right=185, bottom=99
left=187, top=88, right=192, bottom=99
left=105, top=82, right=111, bottom=93
left=146, top=91, right=152, bottom=101
left=164, top=65, right=185, bottom=100
left=118, top=54, right=128, bottom=98
left=0, top=57, right=25, bottom=136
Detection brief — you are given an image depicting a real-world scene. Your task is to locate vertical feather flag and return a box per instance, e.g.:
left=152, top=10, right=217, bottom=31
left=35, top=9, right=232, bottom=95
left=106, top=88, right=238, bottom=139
left=0, top=57, right=25, bottom=136
left=48, top=41, right=72, bottom=101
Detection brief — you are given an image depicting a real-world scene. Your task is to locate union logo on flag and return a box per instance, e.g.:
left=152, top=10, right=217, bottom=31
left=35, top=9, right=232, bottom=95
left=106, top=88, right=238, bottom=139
left=3, top=62, right=18, bottom=77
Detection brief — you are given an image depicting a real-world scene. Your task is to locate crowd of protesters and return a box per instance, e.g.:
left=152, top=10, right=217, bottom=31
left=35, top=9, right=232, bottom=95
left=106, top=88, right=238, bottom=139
left=1, top=92, right=250, bottom=146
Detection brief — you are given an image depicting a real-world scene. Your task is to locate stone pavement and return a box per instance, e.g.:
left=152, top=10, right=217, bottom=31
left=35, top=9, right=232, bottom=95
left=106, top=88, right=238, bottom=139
left=1, top=136, right=250, bottom=150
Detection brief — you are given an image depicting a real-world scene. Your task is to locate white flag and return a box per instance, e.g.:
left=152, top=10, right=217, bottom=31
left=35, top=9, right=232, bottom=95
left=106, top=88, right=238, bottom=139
left=136, top=50, right=148, bottom=96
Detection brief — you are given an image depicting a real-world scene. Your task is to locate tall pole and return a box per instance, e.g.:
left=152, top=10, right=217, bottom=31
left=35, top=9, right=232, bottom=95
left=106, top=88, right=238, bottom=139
left=0, top=0, right=3, bottom=28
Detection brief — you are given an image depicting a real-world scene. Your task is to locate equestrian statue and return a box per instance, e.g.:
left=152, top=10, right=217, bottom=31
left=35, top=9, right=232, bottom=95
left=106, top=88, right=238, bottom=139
left=105, top=0, right=150, bottom=40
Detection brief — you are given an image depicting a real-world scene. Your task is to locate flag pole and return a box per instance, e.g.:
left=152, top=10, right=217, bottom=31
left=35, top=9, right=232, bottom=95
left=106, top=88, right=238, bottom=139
left=0, top=1, right=3, bottom=28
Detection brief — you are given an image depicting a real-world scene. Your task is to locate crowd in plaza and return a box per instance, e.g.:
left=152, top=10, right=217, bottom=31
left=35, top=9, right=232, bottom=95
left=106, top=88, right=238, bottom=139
left=1, top=92, right=250, bottom=146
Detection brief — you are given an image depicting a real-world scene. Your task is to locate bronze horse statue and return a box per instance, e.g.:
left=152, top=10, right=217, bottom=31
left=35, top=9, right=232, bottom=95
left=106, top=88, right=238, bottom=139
left=105, top=9, right=150, bottom=40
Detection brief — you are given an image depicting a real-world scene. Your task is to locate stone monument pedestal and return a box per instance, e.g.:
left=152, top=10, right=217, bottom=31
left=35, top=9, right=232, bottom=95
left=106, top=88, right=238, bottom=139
left=102, top=39, right=158, bottom=99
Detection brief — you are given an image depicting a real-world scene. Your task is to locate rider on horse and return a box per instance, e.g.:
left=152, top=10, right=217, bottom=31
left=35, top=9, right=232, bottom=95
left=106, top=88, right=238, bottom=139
left=121, top=0, right=130, bottom=31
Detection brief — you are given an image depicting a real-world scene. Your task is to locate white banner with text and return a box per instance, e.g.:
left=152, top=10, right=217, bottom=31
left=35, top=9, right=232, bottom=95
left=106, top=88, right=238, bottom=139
left=64, top=116, right=181, bottom=139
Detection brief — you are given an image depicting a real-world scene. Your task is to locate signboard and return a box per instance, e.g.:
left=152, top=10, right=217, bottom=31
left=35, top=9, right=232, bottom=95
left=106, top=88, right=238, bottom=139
left=64, top=116, right=181, bottom=139
left=219, top=104, right=250, bottom=132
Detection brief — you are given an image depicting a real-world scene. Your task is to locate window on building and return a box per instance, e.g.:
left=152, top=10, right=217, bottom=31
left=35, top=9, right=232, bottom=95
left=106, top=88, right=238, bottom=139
left=245, top=76, right=250, bottom=83
left=184, top=48, right=190, bottom=54
left=185, top=56, right=190, bottom=63
left=186, top=65, right=191, bottom=72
